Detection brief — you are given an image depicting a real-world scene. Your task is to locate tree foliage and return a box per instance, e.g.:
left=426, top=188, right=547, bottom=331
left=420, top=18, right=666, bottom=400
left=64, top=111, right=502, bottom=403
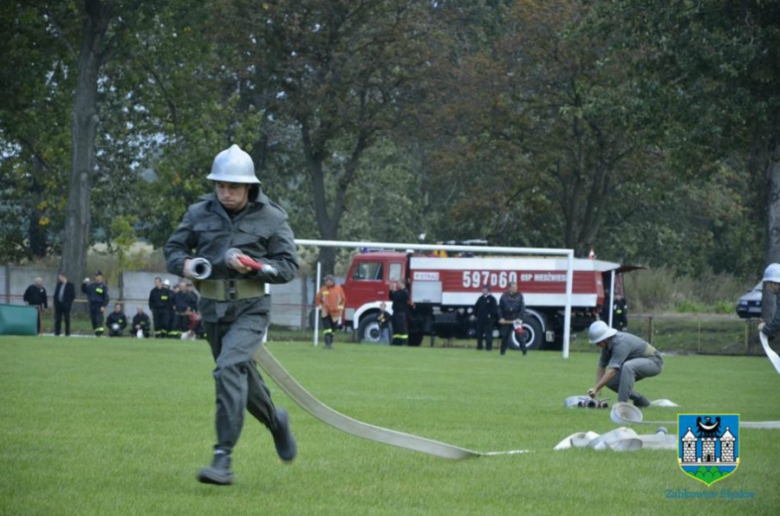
left=0, top=0, right=772, bottom=285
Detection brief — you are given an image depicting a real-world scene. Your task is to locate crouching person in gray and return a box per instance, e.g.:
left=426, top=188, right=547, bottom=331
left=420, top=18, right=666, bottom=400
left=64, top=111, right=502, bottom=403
left=586, top=321, right=663, bottom=408
left=165, top=144, right=299, bottom=485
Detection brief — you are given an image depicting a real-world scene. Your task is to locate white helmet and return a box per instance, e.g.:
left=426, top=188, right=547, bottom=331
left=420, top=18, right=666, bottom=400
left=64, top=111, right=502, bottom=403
left=206, top=144, right=260, bottom=184
left=588, top=320, right=617, bottom=345
left=762, top=263, right=780, bottom=284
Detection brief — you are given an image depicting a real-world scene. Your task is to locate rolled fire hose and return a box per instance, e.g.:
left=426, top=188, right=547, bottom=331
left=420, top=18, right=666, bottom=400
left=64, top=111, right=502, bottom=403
left=553, top=427, right=676, bottom=452
left=759, top=333, right=780, bottom=374
left=610, top=402, right=780, bottom=429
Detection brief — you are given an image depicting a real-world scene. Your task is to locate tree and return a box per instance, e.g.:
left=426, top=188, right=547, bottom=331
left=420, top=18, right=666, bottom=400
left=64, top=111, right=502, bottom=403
left=0, top=2, right=75, bottom=262
left=589, top=0, right=778, bottom=300
left=221, top=0, right=435, bottom=273
left=60, top=0, right=124, bottom=284
left=421, top=0, right=655, bottom=253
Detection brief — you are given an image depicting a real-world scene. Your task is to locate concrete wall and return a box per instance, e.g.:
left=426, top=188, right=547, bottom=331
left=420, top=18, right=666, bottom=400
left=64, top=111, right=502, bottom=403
left=3, top=266, right=60, bottom=305
left=0, top=266, right=6, bottom=304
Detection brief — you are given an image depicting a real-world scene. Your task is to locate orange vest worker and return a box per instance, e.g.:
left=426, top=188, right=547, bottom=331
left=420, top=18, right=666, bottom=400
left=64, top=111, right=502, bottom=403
left=315, top=277, right=347, bottom=319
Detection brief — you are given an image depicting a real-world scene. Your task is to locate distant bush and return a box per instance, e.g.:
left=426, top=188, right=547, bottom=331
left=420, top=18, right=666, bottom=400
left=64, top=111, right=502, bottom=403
left=713, top=301, right=735, bottom=314
left=674, top=299, right=708, bottom=313
left=625, top=266, right=753, bottom=314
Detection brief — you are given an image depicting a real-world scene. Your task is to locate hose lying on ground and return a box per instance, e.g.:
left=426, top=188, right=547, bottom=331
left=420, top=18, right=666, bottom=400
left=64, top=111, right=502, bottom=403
left=610, top=402, right=780, bottom=429
left=553, top=427, right=676, bottom=452
left=254, top=345, right=529, bottom=460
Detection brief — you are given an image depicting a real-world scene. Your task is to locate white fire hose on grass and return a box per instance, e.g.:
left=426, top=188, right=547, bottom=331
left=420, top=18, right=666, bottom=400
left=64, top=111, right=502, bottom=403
left=255, top=346, right=529, bottom=459
left=610, top=402, right=780, bottom=429
left=556, top=392, right=780, bottom=452
left=553, top=427, right=676, bottom=452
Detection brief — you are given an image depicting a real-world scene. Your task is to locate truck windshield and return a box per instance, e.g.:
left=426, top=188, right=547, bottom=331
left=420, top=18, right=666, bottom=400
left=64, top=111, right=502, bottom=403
left=352, top=262, right=383, bottom=281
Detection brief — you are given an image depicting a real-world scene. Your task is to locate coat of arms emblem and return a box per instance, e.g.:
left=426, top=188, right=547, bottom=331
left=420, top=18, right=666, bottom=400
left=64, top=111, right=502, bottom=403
left=678, top=414, right=739, bottom=486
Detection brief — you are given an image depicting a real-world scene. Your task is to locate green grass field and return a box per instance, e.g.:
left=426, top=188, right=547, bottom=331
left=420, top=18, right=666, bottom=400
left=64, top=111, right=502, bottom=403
left=1, top=337, right=778, bottom=515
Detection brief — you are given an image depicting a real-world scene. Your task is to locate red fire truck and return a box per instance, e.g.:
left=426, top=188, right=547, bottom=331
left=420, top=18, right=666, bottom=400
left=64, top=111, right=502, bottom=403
left=341, top=250, right=631, bottom=350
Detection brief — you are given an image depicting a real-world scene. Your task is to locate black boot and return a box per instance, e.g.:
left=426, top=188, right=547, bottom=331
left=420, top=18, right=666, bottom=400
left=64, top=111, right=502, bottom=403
left=271, top=408, right=297, bottom=462
left=324, top=334, right=333, bottom=349
left=197, top=451, right=234, bottom=485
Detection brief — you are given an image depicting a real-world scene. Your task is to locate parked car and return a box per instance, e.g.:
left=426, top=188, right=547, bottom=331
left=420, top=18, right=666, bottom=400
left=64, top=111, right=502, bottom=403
left=736, top=282, right=762, bottom=319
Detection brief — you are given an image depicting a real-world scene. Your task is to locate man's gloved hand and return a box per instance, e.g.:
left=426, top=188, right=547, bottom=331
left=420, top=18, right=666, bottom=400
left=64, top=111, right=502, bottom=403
left=226, top=248, right=278, bottom=277
left=226, top=252, right=253, bottom=274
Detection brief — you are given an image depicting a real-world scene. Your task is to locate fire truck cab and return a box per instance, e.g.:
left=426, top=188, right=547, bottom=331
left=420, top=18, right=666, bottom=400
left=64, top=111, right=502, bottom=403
left=341, top=250, right=628, bottom=350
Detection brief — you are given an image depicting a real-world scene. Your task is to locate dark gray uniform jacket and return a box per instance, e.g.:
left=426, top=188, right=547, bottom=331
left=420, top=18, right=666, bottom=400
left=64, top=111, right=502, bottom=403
left=164, top=190, right=299, bottom=322
left=598, top=332, right=661, bottom=370
left=498, top=291, right=525, bottom=321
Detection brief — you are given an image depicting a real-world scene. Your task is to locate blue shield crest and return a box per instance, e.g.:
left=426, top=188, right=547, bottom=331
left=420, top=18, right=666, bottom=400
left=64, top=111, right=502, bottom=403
left=678, top=414, right=739, bottom=486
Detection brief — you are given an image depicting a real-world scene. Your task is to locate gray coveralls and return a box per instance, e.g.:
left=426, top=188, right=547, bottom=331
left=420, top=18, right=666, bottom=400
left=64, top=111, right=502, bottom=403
left=165, top=188, right=299, bottom=454
left=599, top=332, right=664, bottom=404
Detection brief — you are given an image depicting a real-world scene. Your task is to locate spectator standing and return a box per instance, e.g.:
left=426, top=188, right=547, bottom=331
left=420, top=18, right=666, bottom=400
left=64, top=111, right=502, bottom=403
left=163, top=279, right=176, bottom=338
left=164, top=144, right=298, bottom=485
left=473, top=284, right=498, bottom=351
left=133, top=307, right=152, bottom=338
left=601, top=288, right=629, bottom=331
left=377, top=302, right=391, bottom=344
left=106, top=304, right=128, bottom=337
left=315, top=275, right=347, bottom=349
left=82, top=271, right=110, bottom=337
left=148, top=277, right=172, bottom=338
left=53, top=273, right=76, bottom=336
left=23, top=277, right=48, bottom=334
left=389, top=281, right=410, bottom=346
left=169, top=281, right=193, bottom=339
left=498, top=281, right=526, bottom=356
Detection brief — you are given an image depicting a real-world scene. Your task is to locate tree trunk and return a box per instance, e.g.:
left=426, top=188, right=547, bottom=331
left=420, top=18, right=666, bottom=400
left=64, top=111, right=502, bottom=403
left=763, top=136, right=780, bottom=320
left=29, top=154, right=47, bottom=258
left=302, top=124, right=368, bottom=276
left=301, top=128, right=338, bottom=276
left=60, top=0, right=110, bottom=284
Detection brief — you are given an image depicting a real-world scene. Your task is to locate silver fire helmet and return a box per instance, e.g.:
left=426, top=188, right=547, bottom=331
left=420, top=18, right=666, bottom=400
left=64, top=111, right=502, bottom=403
left=588, top=320, right=617, bottom=344
left=206, top=144, right=260, bottom=184
left=763, top=263, right=780, bottom=284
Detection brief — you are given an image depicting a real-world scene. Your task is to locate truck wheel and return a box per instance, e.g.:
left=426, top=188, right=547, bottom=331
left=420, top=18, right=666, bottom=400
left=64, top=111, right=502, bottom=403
left=408, top=331, right=423, bottom=347
left=511, top=318, right=543, bottom=350
left=358, top=314, right=383, bottom=344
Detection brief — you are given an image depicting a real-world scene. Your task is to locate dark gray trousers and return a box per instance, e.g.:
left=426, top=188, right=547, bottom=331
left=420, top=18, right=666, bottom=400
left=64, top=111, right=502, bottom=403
left=606, top=355, right=664, bottom=403
left=204, top=313, right=278, bottom=454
